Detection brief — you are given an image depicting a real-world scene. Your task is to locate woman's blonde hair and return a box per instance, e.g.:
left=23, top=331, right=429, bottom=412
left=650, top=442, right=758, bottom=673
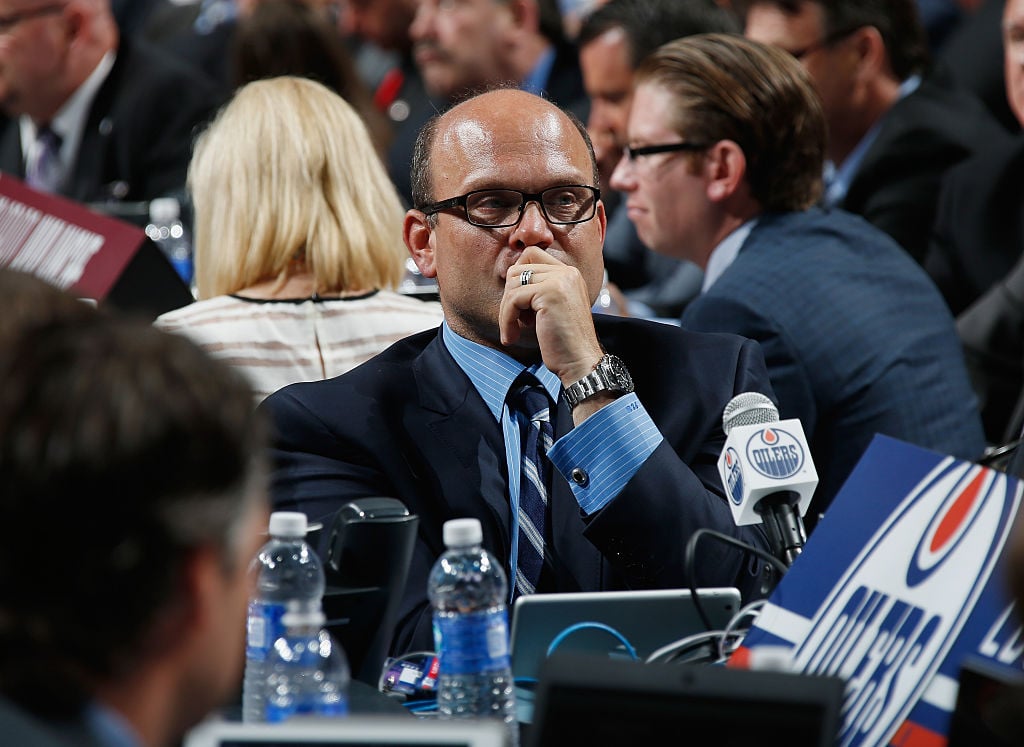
left=189, top=76, right=407, bottom=299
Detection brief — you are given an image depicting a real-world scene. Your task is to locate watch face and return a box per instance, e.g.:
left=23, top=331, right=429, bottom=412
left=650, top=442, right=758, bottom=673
left=602, top=355, right=635, bottom=393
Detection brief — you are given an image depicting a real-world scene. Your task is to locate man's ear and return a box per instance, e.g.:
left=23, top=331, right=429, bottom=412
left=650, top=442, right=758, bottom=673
left=704, top=140, right=747, bottom=203
left=142, top=545, right=218, bottom=654
left=506, top=0, right=538, bottom=32
left=850, top=25, right=888, bottom=84
left=404, top=210, right=438, bottom=278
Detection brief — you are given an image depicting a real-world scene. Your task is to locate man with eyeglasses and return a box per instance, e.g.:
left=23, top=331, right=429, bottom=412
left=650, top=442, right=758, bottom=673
left=610, top=33, right=985, bottom=534
left=738, top=0, right=1009, bottom=264
left=261, top=86, right=778, bottom=656
left=0, top=0, right=222, bottom=205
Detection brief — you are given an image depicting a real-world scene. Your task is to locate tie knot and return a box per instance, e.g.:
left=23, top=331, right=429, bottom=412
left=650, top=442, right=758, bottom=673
left=510, top=376, right=551, bottom=423
left=36, top=125, right=61, bottom=150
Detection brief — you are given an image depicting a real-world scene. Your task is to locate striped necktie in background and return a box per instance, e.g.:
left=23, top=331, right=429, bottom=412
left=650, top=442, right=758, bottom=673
left=25, top=126, right=63, bottom=194
left=510, top=375, right=555, bottom=597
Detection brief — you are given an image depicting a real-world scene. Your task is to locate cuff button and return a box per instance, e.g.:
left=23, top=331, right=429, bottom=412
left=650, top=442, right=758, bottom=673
left=571, top=467, right=589, bottom=487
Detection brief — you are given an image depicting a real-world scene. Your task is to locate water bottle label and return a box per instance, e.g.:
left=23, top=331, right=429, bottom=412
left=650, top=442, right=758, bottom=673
left=433, top=608, right=511, bottom=675
left=246, top=600, right=286, bottom=661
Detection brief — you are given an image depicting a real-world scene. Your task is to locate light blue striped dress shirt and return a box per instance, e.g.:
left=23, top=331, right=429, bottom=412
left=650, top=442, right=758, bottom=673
left=442, top=322, right=662, bottom=597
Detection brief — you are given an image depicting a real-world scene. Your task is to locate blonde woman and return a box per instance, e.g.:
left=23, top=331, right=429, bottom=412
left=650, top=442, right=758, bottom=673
left=156, top=76, right=443, bottom=402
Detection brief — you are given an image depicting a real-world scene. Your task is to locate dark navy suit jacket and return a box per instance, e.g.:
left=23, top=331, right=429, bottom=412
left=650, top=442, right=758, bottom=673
left=925, top=135, right=1024, bottom=318
left=682, top=208, right=986, bottom=528
left=840, top=79, right=1011, bottom=264
left=261, top=315, right=774, bottom=655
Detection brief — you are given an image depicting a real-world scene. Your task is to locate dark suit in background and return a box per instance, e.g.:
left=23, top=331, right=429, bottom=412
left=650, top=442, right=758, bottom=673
left=838, top=79, right=1012, bottom=264
left=956, top=248, right=1024, bottom=443
left=925, top=136, right=1024, bottom=317
left=262, top=316, right=774, bottom=655
left=681, top=208, right=987, bottom=527
left=924, top=136, right=1024, bottom=442
left=931, top=0, right=1017, bottom=135
left=0, top=36, right=223, bottom=205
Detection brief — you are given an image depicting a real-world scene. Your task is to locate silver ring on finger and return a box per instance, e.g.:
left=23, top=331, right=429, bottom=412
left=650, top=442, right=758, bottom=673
left=520, top=269, right=533, bottom=286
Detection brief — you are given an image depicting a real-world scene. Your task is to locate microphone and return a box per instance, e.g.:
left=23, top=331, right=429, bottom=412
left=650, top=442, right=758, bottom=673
left=717, top=392, right=818, bottom=566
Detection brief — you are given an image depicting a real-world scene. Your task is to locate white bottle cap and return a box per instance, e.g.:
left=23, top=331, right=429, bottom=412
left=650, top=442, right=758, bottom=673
left=443, top=518, right=482, bottom=547
left=148, top=196, right=180, bottom=222
left=268, top=511, right=308, bottom=538
left=282, top=608, right=327, bottom=628
left=746, top=645, right=796, bottom=672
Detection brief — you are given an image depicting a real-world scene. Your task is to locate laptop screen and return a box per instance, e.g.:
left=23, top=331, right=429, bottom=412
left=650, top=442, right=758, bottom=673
left=509, top=587, right=742, bottom=682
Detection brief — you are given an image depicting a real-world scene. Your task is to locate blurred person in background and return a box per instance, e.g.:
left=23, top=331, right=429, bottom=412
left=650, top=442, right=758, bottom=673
left=577, top=0, right=739, bottom=318
left=336, top=0, right=436, bottom=207
left=0, top=273, right=269, bottom=747
left=155, top=76, right=444, bottom=403
left=231, top=0, right=392, bottom=156
left=740, top=0, right=1009, bottom=263
left=0, top=0, right=223, bottom=205
left=925, top=0, right=1024, bottom=443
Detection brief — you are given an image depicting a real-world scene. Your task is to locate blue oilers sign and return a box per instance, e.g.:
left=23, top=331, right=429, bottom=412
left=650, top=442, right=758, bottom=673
left=724, top=447, right=744, bottom=506
left=732, top=436, right=1024, bottom=747
left=745, top=427, right=804, bottom=479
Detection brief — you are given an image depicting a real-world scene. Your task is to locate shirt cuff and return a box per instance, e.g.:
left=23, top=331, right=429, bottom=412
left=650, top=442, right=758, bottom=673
left=548, top=393, right=662, bottom=515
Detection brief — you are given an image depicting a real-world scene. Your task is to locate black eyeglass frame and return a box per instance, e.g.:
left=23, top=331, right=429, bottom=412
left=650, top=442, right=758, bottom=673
left=624, top=142, right=712, bottom=160
left=788, top=25, right=863, bottom=60
left=0, top=2, right=65, bottom=33
left=418, top=185, right=602, bottom=228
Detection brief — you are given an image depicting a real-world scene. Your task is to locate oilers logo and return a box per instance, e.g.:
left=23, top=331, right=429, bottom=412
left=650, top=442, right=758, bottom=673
left=785, top=459, right=1021, bottom=747
left=723, top=447, right=744, bottom=506
left=745, top=427, right=804, bottom=479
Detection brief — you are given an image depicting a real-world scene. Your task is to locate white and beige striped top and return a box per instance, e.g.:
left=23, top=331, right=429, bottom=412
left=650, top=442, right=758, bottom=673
left=155, top=290, right=444, bottom=402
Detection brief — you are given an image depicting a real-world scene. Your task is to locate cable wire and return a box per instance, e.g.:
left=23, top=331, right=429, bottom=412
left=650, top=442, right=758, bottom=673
left=717, top=598, right=768, bottom=661
left=684, top=528, right=789, bottom=631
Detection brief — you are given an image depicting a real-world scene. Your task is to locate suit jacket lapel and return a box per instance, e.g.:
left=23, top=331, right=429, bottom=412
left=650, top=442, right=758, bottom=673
left=411, top=334, right=513, bottom=562
left=66, top=45, right=127, bottom=203
left=0, top=120, right=25, bottom=179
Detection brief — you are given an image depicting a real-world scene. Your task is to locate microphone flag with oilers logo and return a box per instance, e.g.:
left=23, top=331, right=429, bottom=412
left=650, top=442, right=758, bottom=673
left=730, top=434, right=1024, bottom=747
left=718, top=417, right=819, bottom=526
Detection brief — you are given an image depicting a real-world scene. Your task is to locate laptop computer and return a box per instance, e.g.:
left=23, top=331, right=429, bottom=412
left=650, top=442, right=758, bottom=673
left=526, top=651, right=845, bottom=747
left=509, top=587, right=742, bottom=682
left=182, top=715, right=506, bottom=747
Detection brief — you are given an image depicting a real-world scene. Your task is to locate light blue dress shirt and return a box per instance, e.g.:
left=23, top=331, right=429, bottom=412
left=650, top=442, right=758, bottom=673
left=85, top=703, right=142, bottom=747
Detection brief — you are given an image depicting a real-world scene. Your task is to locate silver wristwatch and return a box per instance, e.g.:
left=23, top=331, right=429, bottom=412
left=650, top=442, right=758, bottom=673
left=563, top=354, right=635, bottom=409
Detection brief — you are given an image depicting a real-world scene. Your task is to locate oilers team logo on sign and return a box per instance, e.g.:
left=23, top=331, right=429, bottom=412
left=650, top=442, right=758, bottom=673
left=786, top=460, right=1020, bottom=747
left=744, top=427, right=804, bottom=479
left=723, top=447, right=744, bottom=506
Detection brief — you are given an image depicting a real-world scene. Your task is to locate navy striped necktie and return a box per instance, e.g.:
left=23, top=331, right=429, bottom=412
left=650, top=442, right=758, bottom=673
left=510, top=375, right=554, bottom=598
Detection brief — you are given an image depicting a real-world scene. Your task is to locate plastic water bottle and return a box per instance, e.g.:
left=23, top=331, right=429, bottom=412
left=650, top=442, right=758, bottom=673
left=428, top=518, right=517, bottom=745
left=242, top=511, right=325, bottom=723
left=265, top=607, right=350, bottom=722
left=146, top=196, right=193, bottom=286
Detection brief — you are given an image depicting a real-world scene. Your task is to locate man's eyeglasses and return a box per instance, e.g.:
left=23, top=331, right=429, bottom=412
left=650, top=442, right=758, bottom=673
left=419, top=185, right=600, bottom=228
left=0, top=2, right=64, bottom=33
left=788, top=25, right=862, bottom=60
left=624, top=141, right=711, bottom=161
